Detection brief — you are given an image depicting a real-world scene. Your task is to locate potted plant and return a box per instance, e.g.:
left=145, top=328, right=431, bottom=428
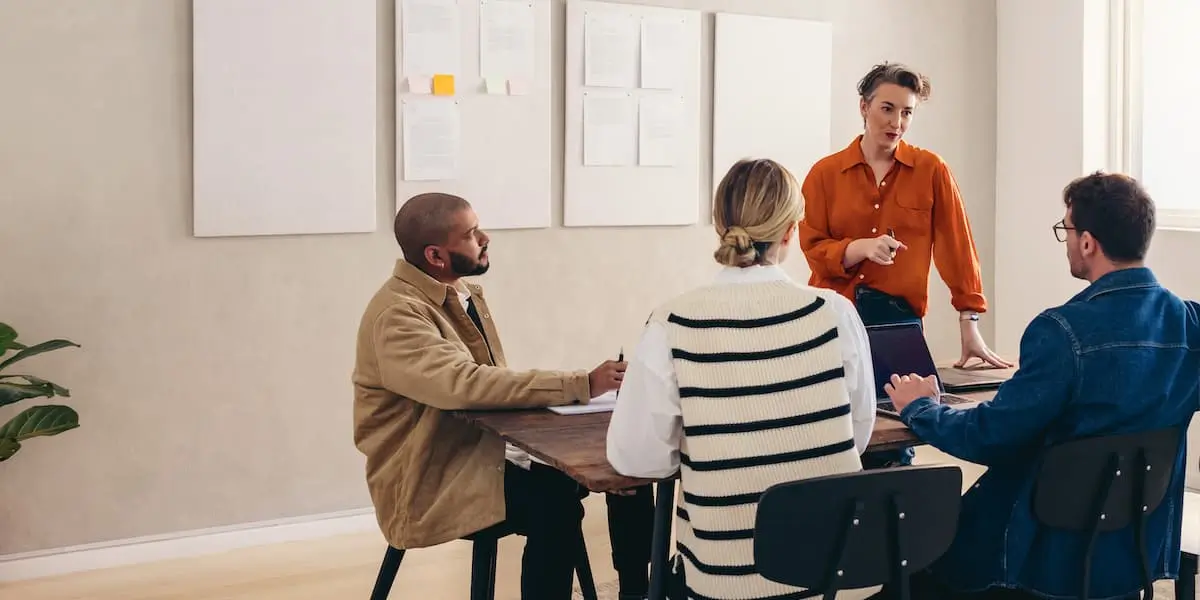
left=0, top=322, right=80, bottom=462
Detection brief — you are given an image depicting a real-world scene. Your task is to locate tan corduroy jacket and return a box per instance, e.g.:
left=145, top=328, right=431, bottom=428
left=353, top=259, right=592, bottom=549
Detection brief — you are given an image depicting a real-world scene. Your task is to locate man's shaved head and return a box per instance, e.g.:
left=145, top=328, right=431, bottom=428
left=394, top=193, right=472, bottom=264
left=394, top=193, right=491, bottom=282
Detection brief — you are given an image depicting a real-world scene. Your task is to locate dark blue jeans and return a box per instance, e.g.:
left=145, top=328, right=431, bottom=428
left=854, top=285, right=920, bottom=468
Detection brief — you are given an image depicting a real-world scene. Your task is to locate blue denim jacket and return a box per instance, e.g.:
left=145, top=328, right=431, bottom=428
left=900, top=267, right=1200, bottom=599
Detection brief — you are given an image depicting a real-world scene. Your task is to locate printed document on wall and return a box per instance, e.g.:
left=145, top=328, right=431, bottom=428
left=583, top=92, right=637, bottom=166
left=638, top=94, right=682, bottom=167
left=584, top=11, right=638, bottom=88
left=640, top=17, right=684, bottom=90
left=402, top=98, right=461, bottom=181
left=402, top=0, right=461, bottom=76
left=480, top=0, right=535, bottom=81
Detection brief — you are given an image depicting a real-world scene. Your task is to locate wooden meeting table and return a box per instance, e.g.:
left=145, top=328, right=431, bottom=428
left=452, top=377, right=1008, bottom=600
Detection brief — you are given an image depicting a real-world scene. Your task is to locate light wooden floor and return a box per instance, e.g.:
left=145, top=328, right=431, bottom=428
left=0, top=449, right=1175, bottom=599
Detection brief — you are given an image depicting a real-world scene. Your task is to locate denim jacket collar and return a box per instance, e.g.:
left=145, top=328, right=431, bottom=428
left=1070, top=266, right=1158, bottom=303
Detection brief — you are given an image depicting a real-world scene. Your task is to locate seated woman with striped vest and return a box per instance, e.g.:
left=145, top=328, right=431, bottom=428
left=606, top=158, right=877, bottom=600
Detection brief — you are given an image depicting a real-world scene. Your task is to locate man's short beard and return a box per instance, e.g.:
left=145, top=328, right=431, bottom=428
left=450, top=250, right=489, bottom=276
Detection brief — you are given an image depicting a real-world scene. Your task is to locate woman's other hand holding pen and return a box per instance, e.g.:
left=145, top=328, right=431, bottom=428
left=843, top=229, right=907, bottom=267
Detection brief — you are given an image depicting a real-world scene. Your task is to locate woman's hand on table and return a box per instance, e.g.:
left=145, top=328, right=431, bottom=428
left=956, top=318, right=1014, bottom=369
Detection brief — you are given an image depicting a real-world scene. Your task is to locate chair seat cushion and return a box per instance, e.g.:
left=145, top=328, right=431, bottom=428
left=1183, top=490, right=1200, bottom=556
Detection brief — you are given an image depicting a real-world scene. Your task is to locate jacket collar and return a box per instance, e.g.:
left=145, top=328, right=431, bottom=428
left=1070, top=266, right=1158, bottom=303
left=392, top=259, right=481, bottom=305
left=837, top=134, right=916, bottom=172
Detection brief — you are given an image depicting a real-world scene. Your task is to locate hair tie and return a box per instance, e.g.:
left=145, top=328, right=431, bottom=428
left=722, top=226, right=753, bottom=253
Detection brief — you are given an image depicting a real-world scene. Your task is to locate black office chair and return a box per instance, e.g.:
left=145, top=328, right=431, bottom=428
left=753, top=464, right=963, bottom=600
left=368, top=520, right=599, bottom=600
left=1031, top=426, right=1182, bottom=600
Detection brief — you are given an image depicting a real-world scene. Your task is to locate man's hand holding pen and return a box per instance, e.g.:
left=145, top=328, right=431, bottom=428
left=588, top=350, right=627, bottom=398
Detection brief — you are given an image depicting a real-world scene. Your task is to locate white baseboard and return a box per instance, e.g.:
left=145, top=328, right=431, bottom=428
left=0, top=507, right=381, bottom=583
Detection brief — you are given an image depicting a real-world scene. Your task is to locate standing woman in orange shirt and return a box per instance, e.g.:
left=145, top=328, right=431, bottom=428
left=799, top=62, right=1010, bottom=370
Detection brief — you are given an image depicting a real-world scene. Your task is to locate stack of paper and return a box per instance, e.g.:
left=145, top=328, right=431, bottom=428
left=549, top=390, right=618, bottom=415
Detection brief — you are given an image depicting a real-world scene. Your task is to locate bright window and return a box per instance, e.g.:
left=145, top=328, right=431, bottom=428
left=1125, top=0, right=1200, bottom=229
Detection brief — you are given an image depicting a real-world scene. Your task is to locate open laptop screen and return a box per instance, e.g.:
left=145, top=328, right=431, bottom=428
left=865, top=322, right=942, bottom=400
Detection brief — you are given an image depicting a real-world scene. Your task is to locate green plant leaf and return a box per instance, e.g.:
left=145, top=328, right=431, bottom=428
left=0, top=375, right=69, bottom=397
left=0, top=437, right=19, bottom=462
left=0, top=323, right=16, bottom=355
left=0, top=382, right=56, bottom=408
left=0, top=339, right=80, bottom=372
left=0, top=405, right=79, bottom=441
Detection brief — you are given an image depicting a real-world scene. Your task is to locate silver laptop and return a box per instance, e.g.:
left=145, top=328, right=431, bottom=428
left=937, top=364, right=1010, bottom=392
left=864, top=321, right=975, bottom=418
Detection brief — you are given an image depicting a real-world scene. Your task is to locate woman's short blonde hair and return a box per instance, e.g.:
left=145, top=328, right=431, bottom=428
left=712, top=158, right=803, bottom=267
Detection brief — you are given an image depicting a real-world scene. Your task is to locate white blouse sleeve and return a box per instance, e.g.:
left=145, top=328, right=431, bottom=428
left=605, top=321, right=683, bottom=479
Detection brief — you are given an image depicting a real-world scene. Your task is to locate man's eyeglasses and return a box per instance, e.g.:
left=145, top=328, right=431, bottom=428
left=1052, top=219, right=1076, bottom=243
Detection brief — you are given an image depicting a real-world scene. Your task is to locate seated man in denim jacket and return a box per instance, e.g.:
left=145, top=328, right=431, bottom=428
left=883, top=172, right=1200, bottom=599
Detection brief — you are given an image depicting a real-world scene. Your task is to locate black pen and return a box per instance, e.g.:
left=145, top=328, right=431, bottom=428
left=615, top=348, right=624, bottom=398
left=887, top=228, right=897, bottom=258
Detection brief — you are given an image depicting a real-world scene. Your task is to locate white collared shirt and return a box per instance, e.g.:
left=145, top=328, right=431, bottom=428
left=606, top=265, right=877, bottom=479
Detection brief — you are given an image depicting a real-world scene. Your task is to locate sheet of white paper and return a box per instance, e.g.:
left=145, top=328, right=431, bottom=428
left=402, top=0, right=461, bottom=77
left=640, top=17, right=683, bottom=90
left=402, top=99, right=460, bottom=181
left=638, top=94, right=682, bottom=167
left=407, top=75, right=433, bottom=94
left=484, top=77, right=506, bottom=94
left=583, top=92, right=637, bottom=166
left=480, top=0, right=535, bottom=81
left=548, top=391, right=618, bottom=415
left=584, top=11, right=638, bottom=88
left=507, top=78, right=529, bottom=95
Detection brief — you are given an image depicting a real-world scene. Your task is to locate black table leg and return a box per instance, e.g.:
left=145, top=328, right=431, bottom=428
left=647, top=480, right=677, bottom=600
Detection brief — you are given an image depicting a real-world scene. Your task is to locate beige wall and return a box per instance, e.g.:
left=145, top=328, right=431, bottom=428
left=0, top=0, right=996, bottom=555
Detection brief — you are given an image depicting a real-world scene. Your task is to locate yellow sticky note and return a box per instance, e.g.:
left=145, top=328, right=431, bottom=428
left=432, top=74, right=455, bottom=96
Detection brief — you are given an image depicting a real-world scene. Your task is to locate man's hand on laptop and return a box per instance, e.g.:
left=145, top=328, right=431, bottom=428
left=588, top=360, right=627, bottom=397
left=884, top=373, right=940, bottom=414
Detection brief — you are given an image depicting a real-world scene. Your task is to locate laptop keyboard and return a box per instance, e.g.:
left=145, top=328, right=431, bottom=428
left=878, top=394, right=974, bottom=415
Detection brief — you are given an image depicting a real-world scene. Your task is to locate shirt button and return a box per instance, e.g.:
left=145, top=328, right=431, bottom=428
left=871, top=227, right=877, bottom=233
left=859, top=274, right=865, bottom=280
left=881, top=181, right=887, bottom=186
left=874, top=204, right=880, bottom=209
left=482, top=313, right=490, bottom=319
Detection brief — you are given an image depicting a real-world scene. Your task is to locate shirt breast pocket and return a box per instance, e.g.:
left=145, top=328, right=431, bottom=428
left=893, top=194, right=934, bottom=233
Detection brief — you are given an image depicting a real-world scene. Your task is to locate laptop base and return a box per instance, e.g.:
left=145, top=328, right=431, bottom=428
left=876, top=393, right=977, bottom=419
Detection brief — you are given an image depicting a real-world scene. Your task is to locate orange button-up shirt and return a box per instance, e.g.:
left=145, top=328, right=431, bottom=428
left=797, top=136, right=987, bottom=318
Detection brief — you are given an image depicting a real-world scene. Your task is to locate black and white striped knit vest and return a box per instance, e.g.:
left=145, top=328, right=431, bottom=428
left=654, top=280, right=863, bottom=600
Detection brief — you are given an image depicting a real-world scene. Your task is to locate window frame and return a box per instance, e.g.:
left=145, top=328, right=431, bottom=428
left=1112, top=0, right=1200, bottom=231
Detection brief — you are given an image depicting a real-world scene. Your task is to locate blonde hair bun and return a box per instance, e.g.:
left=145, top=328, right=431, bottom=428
left=711, top=159, right=802, bottom=268
left=715, top=226, right=758, bottom=267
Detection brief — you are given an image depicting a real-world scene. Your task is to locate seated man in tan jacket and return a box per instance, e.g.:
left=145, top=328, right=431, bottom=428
left=353, top=192, right=641, bottom=600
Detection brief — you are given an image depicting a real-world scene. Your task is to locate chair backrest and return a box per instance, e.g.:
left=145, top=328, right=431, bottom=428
left=1033, top=426, right=1181, bottom=532
left=753, top=464, right=962, bottom=593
